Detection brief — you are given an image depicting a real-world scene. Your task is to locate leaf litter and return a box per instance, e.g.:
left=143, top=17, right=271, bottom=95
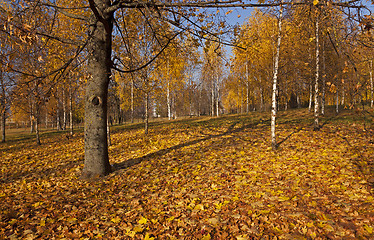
left=0, top=109, right=373, bottom=239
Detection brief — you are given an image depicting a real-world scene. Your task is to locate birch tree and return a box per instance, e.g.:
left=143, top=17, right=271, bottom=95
left=271, top=2, right=283, bottom=150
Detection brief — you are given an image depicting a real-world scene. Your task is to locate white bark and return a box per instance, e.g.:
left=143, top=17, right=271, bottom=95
left=62, top=89, right=67, bottom=130
left=145, top=91, right=149, bottom=134
left=260, top=87, right=264, bottom=112
left=69, top=84, right=74, bottom=136
left=131, top=77, right=134, bottom=123
left=321, top=41, right=326, bottom=116
left=370, top=60, right=373, bottom=108
left=309, top=84, right=313, bottom=112
left=314, top=16, right=320, bottom=130
left=216, top=73, right=219, bottom=117
left=271, top=3, right=283, bottom=150
left=246, top=63, right=249, bottom=113
left=336, top=88, right=339, bottom=113
left=167, top=81, right=171, bottom=120
left=211, top=80, right=215, bottom=116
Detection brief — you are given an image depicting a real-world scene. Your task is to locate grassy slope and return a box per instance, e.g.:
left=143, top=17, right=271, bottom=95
left=1, top=108, right=373, bottom=239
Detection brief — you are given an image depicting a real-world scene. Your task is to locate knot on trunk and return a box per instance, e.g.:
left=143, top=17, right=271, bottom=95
left=90, top=96, right=102, bottom=106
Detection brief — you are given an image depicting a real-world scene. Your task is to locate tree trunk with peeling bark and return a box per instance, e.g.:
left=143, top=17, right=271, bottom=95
left=69, top=84, right=74, bottom=136
left=35, top=110, right=41, bottom=145
left=1, top=74, right=5, bottom=143
left=314, top=16, right=320, bottom=130
left=167, top=81, right=171, bottom=120
left=145, top=91, right=149, bottom=135
left=321, top=41, right=326, bottom=116
left=370, top=60, right=373, bottom=108
left=271, top=3, right=283, bottom=150
left=1, top=109, right=5, bottom=143
left=131, top=77, right=134, bottom=123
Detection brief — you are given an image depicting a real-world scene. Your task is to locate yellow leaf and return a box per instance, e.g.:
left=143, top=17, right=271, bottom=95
left=194, top=204, right=204, bottom=211
left=33, top=202, right=43, bottom=207
left=138, top=216, right=147, bottom=225
left=40, top=219, right=46, bottom=226
left=236, top=236, right=247, bottom=240
left=133, top=225, right=143, bottom=233
left=364, top=224, right=373, bottom=234
left=9, top=219, right=17, bottom=224
left=111, top=216, right=121, bottom=223
left=201, top=233, right=211, bottom=240
left=67, top=217, right=77, bottom=223
left=278, top=196, right=289, bottom=202
left=145, top=233, right=155, bottom=240
left=125, top=231, right=136, bottom=237
left=151, top=219, right=158, bottom=224
left=313, top=0, right=319, bottom=5
left=324, top=224, right=334, bottom=232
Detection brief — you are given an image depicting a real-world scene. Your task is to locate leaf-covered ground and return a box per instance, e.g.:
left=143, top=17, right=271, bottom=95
left=1, top=108, right=374, bottom=239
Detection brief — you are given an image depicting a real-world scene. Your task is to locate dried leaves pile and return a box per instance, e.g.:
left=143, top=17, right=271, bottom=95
left=1, top=109, right=373, bottom=239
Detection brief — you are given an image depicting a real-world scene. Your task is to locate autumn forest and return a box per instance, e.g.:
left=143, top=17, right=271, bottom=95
left=1, top=0, right=374, bottom=239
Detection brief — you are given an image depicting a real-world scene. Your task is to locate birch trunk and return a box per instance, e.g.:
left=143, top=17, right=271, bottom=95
left=30, top=106, right=35, bottom=133
left=45, top=106, right=48, bottom=128
left=56, top=94, right=61, bottom=131
left=35, top=112, right=41, bottom=145
left=216, top=74, right=219, bottom=117
left=145, top=91, right=149, bottom=135
left=260, top=87, right=264, bottom=112
left=370, top=60, right=373, bottom=108
left=271, top=3, right=283, bottom=150
left=246, top=63, right=249, bottom=113
left=69, top=85, right=74, bottom=136
left=1, top=75, right=5, bottom=142
left=309, top=84, right=313, bottom=112
left=167, top=81, right=171, bottom=120
left=81, top=0, right=113, bottom=179
left=314, top=15, right=320, bottom=130
left=321, top=41, right=326, bottom=115
left=211, top=80, right=215, bottom=116
left=131, top=77, right=134, bottom=123
left=107, top=116, right=111, bottom=146
left=62, top=89, right=67, bottom=130
left=336, top=87, right=339, bottom=113
left=1, top=109, right=5, bottom=143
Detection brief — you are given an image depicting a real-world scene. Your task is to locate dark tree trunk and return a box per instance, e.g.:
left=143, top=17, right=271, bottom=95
left=81, top=1, right=113, bottom=179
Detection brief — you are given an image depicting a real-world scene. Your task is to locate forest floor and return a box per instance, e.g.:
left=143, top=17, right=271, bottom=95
left=1, top=107, right=374, bottom=239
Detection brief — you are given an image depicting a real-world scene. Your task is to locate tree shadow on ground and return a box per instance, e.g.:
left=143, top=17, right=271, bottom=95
left=0, top=158, right=83, bottom=184
left=112, top=119, right=270, bottom=171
